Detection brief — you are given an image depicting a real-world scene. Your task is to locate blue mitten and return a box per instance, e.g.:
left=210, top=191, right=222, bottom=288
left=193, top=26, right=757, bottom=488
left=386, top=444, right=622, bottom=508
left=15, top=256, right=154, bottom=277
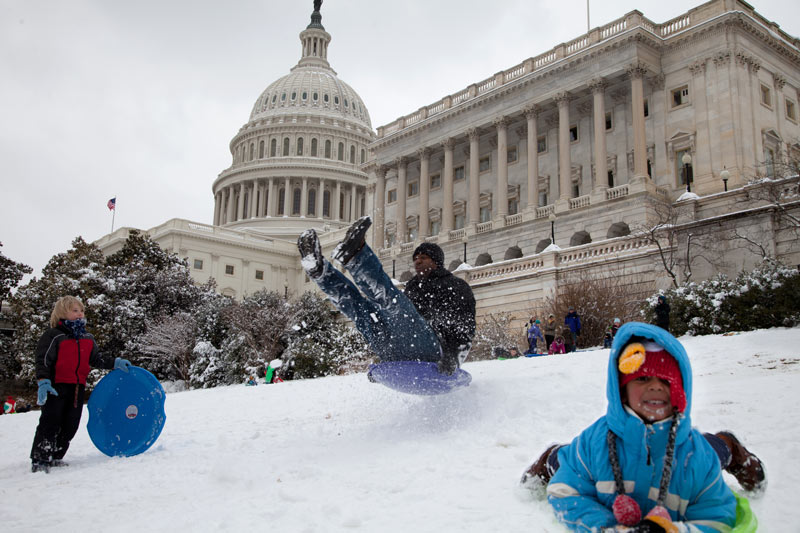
left=37, top=379, right=58, bottom=405
left=114, top=358, right=132, bottom=372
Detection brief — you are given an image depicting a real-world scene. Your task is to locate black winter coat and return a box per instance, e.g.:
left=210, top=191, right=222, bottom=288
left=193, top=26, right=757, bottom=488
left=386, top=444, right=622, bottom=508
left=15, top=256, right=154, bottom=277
left=654, top=299, right=671, bottom=331
left=404, top=267, right=476, bottom=367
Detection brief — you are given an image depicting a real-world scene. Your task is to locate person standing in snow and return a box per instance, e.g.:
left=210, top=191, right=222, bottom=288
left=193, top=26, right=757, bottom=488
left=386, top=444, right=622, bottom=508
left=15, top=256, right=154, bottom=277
left=564, top=306, right=581, bottom=352
left=30, top=296, right=131, bottom=473
left=654, top=295, right=670, bottom=332
left=534, top=322, right=738, bottom=531
left=526, top=320, right=544, bottom=355
left=543, top=313, right=557, bottom=349
left=297, top=216, right=475, bottom=375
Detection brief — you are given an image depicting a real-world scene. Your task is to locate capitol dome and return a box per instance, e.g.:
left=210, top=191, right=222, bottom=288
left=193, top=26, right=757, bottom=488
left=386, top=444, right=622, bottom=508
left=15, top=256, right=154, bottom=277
left=211, top=2, right=375, bottom=240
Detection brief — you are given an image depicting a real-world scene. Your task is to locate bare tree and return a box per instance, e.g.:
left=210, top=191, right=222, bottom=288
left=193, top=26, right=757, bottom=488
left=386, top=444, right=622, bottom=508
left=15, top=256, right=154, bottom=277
left=138, top=312, right=196, bottom=382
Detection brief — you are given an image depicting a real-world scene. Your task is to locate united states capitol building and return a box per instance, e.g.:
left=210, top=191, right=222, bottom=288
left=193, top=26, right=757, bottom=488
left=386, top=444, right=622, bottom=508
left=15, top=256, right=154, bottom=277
left=96, top=0, right=800, bottom=318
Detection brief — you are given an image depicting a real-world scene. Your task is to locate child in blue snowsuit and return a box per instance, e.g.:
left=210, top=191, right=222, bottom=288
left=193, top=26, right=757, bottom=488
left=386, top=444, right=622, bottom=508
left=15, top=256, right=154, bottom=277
left=526, top=320, right=544, bottom=354
left=546, top=322, right=736, bottom=532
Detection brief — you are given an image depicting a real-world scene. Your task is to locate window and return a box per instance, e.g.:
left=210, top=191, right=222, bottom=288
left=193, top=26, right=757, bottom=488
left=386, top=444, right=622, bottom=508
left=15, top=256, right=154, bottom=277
left=324, top=93, right=329, bottom=103
left=270, top=138, right=277, bottom=157
left=644, top=99, right=650, bottom=118
left=765, top=147, right=776, bottom=178
left=361, top=149, right=366, bottom=164
left=408, top=181, right=419, bottom=197
left=337, top=142, right=344, bottom=161
left=760, top=84, right=772, bottom=107
left=671, top=85, right=689, bottom=107
left=350, top=145, right=356, bottom=163
left=225, top=264, right=235, bottom=276
left=249, top=143, right=254, bottom=161
left=454, top=166, right=465, bottom=181
left=193, top=259, right=203, bottom=270
left=313, top=92, right=318, bottom=101
left=455, top=213, right=466, bottom=230
left=605, top=112, right=613, bottom=130
left=311, top=138, right=318, bottom=157
left=259, top=140, right=265, bottom=158
left=292, top=188, right=301, bottom=215
left=325, top=140, right=332, bottom=158
left=569, top=125, right=579, bottom=142
left=308, top=189, right=316, bottom=216
left=538, top=191, right=548, bottom=207
left=388, top=189, right=397, bottom=204
left=608, top=170, right=615, bottom=188
left=430, top=220, right=440, bottom=235
left=255, top=270, right=264, bottom=280
left=676, top=149, right=694, bottom=186
left=281, top=93, right=286, bottom=102
left=479, top=206, right=491, bottom=223
left=291, top=91, right=296, bottom=101
left=297, top=138, right=304, bottom=156
left=334, top=96, right=340, bottom=105
left=508, top=198, right=518, bottom=215
left=278, top=188, right=285, bottom=215
left=323, top=190, right=330, bottom=217
left=283, top=137, right=290, bottom=156
left=572, top=182, right=580, bottom=197
left=479, top=156, right=490, bottom=172
left=301, top=91, right=307, bottom=101
left=430, top=174, right=441, bottom=189
left=537, top=136, right=547, bottom=153
left=785, top=98, right=796, bottom=121
left=507, top=147, right=518, bottom=163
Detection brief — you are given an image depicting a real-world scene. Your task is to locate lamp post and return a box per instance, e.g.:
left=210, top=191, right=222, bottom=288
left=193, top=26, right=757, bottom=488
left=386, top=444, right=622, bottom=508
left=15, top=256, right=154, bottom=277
left=682, top=153, right=692, bottom=193
left=721, top=167, right=730, bottom=192
left=549, top=213, right=556, bottom=245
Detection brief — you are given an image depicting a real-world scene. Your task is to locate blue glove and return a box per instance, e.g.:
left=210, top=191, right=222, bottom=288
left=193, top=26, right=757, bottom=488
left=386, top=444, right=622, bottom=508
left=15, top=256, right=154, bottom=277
left=37, top=379, right=58, bottom=406
left=114, top=358, right=132, bottom=372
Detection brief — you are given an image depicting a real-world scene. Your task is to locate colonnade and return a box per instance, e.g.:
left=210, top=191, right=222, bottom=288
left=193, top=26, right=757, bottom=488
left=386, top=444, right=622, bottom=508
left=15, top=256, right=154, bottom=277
left=213, top=177, right=365, bottom=226
left=371, top=66, right=651, bottom=247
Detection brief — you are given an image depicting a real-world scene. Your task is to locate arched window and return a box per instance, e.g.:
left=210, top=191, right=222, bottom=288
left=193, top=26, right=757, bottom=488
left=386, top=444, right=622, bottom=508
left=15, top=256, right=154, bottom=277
left=292, top=188, right=301, bottom=215
left=311, top=138, right=318, bottom=157
left=259, top=140, right=265, bottom=159
left=283, top=138, right=290, bottom=156
left=361, top=149, right=366, bottom=164
left=278, top=188, right=285, bottom=215
left=337, top=142, right=344, bottom=161
left=350, top=145, right=356, bottom=163
left=308, top=189, right=316, bottom=216
left=297, top=137, right=304, bottom=156
left=270, top=139, right=277, bottom=157
left=249, top=143, right=255, bottom=161
left=325, top=140, right=332, bottom=158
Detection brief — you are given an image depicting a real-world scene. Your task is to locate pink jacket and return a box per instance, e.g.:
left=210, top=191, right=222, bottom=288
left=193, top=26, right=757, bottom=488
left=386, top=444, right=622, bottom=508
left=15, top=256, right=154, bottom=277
left=550, top=340, right=566, bottom=354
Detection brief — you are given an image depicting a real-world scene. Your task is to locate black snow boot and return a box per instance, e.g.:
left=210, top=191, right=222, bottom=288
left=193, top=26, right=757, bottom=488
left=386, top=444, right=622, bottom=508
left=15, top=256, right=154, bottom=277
left=297, top=229, right=324, bottom=279
left=332, top=216, right=371, bottom=265
left=31, top=460, right=51, bottom=474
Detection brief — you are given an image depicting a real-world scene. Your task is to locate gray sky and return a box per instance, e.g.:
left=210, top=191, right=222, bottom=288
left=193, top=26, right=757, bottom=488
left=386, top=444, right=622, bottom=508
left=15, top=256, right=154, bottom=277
left=2, top=0, right=799, bottom=280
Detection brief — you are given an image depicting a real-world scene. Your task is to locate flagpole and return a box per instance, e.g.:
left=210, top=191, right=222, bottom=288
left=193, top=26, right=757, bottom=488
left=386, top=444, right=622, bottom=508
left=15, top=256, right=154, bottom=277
left=587, top=0, right=590, bottom=32
left=111, top=196, right=116, bottom=233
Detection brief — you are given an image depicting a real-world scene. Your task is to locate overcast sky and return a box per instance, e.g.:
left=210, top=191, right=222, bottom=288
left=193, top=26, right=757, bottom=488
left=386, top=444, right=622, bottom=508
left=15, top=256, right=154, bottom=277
left=2, top=0, right=799, bottom=280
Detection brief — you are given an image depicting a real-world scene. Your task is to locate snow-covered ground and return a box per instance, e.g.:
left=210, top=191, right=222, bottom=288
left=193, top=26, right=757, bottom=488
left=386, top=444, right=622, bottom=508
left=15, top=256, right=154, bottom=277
left=1, top=328, right=798, bottom=532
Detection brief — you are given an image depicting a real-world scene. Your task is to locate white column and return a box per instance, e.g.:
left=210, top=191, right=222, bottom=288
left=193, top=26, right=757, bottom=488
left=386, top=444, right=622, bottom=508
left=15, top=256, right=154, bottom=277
left=628, top=63, right=648, bottom=179
left=249, top=181, right=258, bottom=218
left=555, top=92, right=572, bottom=200
left=267, top=179, right=275, bottom=217
left=418, top=148, right=430, bottom=238
left=213, top=191, right=221, bottom=225
left=226, top=187, right=235, bottom=224
left=335, top=181, right=341, bottom=221
left=467, top=129, right=480, bottom=225
left=396, top=157, right=408, bottom=242
left=525, top=106, right=540, bottom=210
left=236, top=182, right=245, bottom=220
left=591, top=78, right=609, bottom=189
left=374, top=166, right=387, bottom=248
left=350, top=183, right=357, bottom=222
left=442, top=138, right=454, bottom=234
left=495, top=117, right=509, bottom=219
left=284, top=177, right=291, bottom=216
left=301, top=177, right=309, bottom=217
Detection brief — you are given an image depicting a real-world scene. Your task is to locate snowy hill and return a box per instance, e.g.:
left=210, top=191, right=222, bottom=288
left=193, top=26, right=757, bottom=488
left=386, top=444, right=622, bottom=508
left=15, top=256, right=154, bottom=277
left=1, top=328, right=798, bottom=532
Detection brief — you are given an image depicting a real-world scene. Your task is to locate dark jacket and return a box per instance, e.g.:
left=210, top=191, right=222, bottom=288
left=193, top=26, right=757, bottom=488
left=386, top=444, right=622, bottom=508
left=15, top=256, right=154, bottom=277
left=404, top=267, right=476, bottom=368
left=654, top=296, right=671, bottom=331
left=564, top=311, right=581, bottom=335
left=35, top=322, right=114, bottom=385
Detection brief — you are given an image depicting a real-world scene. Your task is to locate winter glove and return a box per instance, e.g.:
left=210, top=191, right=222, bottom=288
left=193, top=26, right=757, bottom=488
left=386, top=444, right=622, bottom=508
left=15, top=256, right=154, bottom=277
left=37, top=379, right=58, bottom=406
left=437, top=356, right=458, bottom=375
left=114, top=357, right=132, bottom=372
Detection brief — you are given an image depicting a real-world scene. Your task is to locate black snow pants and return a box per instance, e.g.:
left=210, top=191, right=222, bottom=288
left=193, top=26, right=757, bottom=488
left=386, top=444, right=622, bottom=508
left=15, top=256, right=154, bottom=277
left=30, top=383, right=86, bottom=463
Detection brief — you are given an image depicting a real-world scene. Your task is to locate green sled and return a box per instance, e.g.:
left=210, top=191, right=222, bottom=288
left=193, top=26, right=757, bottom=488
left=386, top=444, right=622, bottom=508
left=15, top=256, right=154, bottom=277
left=731, top=493, right=757, bottom=533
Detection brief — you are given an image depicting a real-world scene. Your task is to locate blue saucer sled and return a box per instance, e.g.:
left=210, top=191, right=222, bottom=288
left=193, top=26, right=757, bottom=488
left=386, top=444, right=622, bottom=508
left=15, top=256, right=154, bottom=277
left=367, top=361, right=472, bottom=395
left=87, top=366, right=166, bottom=457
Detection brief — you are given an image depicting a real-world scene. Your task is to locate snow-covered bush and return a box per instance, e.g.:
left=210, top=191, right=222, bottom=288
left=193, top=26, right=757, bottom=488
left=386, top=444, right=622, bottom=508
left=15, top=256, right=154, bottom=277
left=643, top=260, right=800, bottom=335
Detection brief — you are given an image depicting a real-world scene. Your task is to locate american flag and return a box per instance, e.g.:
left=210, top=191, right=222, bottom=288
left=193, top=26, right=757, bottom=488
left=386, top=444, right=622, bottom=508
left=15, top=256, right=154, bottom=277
left=107, top=197, right=116, bottom=210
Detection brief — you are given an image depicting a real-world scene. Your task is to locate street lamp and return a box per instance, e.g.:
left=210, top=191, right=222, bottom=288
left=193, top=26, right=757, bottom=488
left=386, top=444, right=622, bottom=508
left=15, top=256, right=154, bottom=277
left=721, top=167, right=730, bottom=192
left=549, top=213, right=556, bottom=245
left=682, top=153, right=693, bottom=193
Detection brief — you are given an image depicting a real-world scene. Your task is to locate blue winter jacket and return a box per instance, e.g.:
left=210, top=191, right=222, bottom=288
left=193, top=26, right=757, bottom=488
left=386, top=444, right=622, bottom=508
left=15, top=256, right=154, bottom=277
left=547, top=322, right=736, bottom=532
left=565, top=312, right=581, bottom=334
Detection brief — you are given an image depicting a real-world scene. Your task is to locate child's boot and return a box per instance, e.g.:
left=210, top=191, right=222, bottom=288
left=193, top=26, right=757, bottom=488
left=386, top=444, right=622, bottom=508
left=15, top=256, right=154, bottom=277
left=332, top=216, right=371, bottom=265
left=31, top=460, right=51, bottom=473
left=297, top=229, right=324, bottom=278
left=716, top=431, right=766, bottom=493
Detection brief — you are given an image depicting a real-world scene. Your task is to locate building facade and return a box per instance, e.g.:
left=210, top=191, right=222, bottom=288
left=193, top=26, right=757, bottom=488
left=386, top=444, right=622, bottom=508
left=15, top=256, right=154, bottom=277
left=97, top=0, right=800, bottom=320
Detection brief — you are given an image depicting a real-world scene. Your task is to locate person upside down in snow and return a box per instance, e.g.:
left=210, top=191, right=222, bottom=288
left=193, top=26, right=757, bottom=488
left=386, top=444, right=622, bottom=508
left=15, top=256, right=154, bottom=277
left=297, top=216, right=475, bottom=374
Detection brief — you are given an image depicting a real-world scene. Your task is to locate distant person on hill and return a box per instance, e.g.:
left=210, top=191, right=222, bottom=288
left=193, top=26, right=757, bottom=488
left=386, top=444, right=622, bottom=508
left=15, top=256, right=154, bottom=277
left=654, top=295, right=670, bottom=332
left=521, top=323, right=765, bottom=530
left=564, top=307, right=581, bottom=352
left=526, top=320, right=544, bottom=355
left=603, top=327, right=613, bottom=349
left=543, top=313, right=557, bottom=348
left=298, top=216, right=475, bottom=375
left=30, top=296, right=131, bottom=473
left=549, top=335, right=566, bottom=355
